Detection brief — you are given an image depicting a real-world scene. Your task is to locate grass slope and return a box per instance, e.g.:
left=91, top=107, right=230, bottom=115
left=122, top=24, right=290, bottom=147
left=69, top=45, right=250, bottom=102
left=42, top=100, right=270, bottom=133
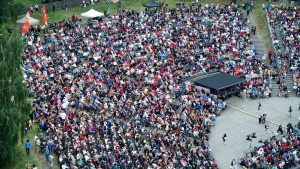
left=252, top=1, right=273, bottom=50
left=14, top=0, right=40, bottom=6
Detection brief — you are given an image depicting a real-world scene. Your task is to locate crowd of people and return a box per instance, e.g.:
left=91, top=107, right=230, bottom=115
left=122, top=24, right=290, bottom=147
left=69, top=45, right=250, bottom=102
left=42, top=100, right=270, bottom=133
left=267, top=5, right=300, bottom=97
left=21, top=2, right=271, bottom=169
left=30, top=4, right=40, bottom=14
left=240, top=123, right=300, bottom=168
left=81, top=0, right=101, bottom=8
left=237, top=5, right=300, bottom=168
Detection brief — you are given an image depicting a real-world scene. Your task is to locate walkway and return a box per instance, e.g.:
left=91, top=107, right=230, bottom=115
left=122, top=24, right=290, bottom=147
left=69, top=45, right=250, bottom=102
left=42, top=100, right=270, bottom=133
left=24, top=124, right=56, bottom=169
left=274, top=22, right=295, bottom=95
left=209, top=97, right=300, bottom=169
left=246, top=11, right=282, bottom=97
left=247, top=12, right=269, bottom=61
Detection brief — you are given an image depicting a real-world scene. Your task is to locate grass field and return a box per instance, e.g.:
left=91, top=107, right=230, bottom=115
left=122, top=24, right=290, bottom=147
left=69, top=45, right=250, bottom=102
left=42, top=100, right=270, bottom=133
left=13, top=125, right=42, bottom=169
left=11, top=123, right=60, bottom=169
left=28, top=0, right=196, bottom=23
left=252, top=1, right=273, bottom=50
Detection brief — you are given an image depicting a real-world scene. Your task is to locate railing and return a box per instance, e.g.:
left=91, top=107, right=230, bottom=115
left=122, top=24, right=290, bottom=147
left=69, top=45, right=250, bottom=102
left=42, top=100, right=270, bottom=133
left=263, top=7, right=283, bottom=83
left=278, top=24, right=292, bottom=70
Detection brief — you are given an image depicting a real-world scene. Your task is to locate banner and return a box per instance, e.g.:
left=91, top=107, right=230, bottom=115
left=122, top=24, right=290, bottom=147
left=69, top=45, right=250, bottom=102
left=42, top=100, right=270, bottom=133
left=21, top=11, right=30, bottom=35
left=42, top=4, right=47, bottom=26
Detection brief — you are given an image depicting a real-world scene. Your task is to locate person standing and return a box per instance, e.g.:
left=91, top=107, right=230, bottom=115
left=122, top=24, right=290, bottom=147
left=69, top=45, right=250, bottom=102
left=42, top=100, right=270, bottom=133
left=289, top=106, right=292, bottom=118
left=258, top=113, right=262, bottom=124
left=26, top=161, right=31, bottom=169
left=230, top=159, right=237, bottom=169
left=258, top=101, right=261, bottom=111
left=262, top=112, right=267, bottom=124
left=30, top=5, right=34, bottom=14
left=65, top=3, right=68, bottom=13
left=222, top=133, right=227, bottom=144
left=25, top=140, right=31, bottom=156
left=265, top=123, right=269, bottom=133
left=247, top=3, right=251, bottom=16
left=251, top=26, right=256, bottom=35
left=287, top=123, right=293, bottom=135
left=277, top=125, right=283, bottom=135
left=49, top=154, right=54, bottom=168
left=35, top=137, right=41, bottom=152
left=46, top=147, right=50, bottom=161
left=268, top=49, right=273, bottom=64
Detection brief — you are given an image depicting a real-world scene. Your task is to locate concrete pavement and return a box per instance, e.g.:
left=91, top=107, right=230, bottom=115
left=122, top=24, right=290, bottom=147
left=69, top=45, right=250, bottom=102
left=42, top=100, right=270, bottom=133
left=209, top=96, right=300, bottom=169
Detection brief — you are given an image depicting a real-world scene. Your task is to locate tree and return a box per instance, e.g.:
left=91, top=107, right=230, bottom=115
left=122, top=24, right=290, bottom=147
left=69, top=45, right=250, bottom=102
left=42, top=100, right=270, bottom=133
left=0, top=0, right=25, bottom=24
left=0, top=25, right=31, bottom=165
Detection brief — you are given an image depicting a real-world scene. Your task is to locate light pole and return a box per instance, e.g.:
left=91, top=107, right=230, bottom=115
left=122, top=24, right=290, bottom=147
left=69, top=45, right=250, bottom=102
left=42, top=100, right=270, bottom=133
left=246, top=133, right=256, bottom=148
left=118, top=0, right=121, bottom=14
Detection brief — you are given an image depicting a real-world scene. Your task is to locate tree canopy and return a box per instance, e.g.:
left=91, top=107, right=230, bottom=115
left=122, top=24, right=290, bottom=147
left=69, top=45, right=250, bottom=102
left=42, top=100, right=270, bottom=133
left=0, top=25, right=31, bottom=165
left=0, top=0, right=26, bottom=24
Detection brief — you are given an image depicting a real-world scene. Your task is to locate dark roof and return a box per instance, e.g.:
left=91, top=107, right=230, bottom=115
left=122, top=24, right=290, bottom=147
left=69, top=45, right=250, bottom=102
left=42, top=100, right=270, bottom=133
left=193, top=73, right=245, bottom=90
left=143, top=1, right=163, bottom=8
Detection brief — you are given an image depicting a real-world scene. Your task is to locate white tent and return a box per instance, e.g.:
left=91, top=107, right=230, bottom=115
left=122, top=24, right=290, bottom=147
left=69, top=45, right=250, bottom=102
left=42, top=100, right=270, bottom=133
left=81, top=9, right=104, bottom=18
left=16, top=16, right=40, bottom=29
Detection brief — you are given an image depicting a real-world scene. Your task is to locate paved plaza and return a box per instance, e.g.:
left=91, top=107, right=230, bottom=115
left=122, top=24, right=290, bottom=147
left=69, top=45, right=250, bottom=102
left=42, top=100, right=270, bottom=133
left=209, top=96, right=300, bottom=169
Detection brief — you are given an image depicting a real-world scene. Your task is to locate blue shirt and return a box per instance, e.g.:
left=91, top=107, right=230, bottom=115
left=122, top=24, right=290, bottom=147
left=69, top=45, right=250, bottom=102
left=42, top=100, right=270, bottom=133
left=25, top=141, right=31, bottom=149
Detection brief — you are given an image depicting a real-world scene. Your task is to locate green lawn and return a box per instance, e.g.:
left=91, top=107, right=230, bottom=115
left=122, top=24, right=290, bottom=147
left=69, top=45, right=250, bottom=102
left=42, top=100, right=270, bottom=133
left=3, top=124, right=41, bottom=169
left=14, top=0, right=40, bottom=6
left=10, top=124, right=60, bottom=169
left=252, top=1, right=273, bottom=50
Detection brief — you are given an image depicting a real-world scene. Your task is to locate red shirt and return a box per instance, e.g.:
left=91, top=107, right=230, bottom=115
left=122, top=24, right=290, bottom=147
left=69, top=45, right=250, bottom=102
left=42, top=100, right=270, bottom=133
left=268, top=50, right=273, bottom=55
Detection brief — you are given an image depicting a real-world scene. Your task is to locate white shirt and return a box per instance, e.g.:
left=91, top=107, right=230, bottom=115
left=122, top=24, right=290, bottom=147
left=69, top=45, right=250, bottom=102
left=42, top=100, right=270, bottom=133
left=60, top=112, right=66, bottom=120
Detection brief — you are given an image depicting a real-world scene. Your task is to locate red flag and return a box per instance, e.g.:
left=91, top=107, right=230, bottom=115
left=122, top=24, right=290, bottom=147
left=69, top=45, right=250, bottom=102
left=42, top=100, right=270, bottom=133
left=42, top=4, right=47, bottom=26
left=21, top=11, right=30, bottom=35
